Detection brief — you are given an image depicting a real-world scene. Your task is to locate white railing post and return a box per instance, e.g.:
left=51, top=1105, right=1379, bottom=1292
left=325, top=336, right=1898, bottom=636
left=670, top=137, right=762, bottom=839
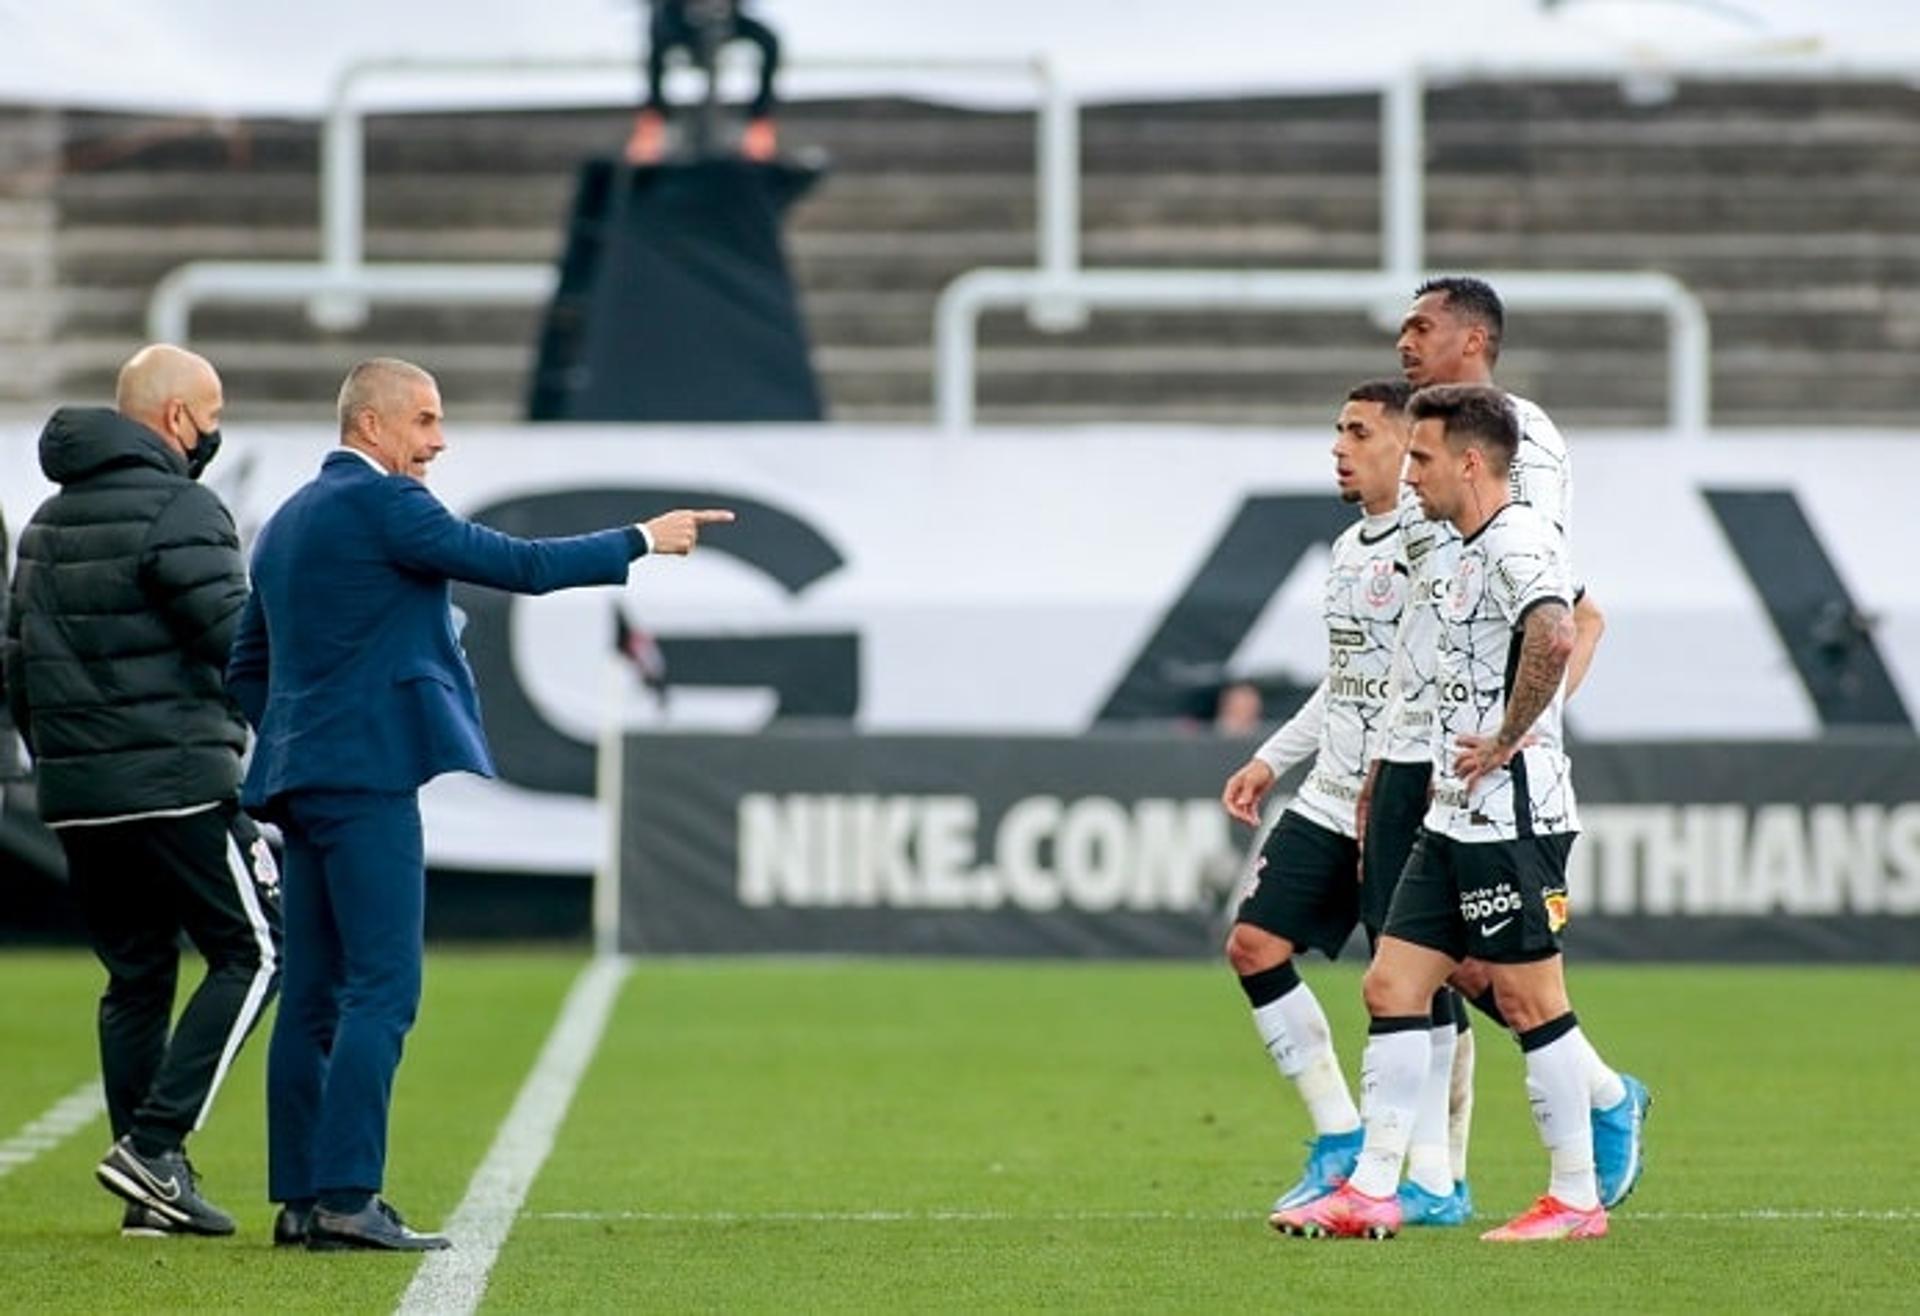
left=1381, top=64, right=1425, bottom=314
left=935, top=269, right=991, bottom=434
left=313, top=73, right=369, bottom=331
left=1027, top=58, right=1086, bottom=332
left=1667, top=284, right=1712, bottom=437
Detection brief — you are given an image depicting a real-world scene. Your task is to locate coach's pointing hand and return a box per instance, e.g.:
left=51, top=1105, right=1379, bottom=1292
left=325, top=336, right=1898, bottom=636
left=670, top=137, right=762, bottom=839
left=641, top=508, right=736, bottom=555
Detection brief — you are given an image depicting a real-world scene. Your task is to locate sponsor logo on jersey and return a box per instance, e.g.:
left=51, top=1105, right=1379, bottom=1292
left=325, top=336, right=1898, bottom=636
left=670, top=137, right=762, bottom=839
left=1328, top=671, right=1393, bottom=703
left=1459, top=881, right=1523, bottom=922
left=1495, top=559, right=1521, bottom=599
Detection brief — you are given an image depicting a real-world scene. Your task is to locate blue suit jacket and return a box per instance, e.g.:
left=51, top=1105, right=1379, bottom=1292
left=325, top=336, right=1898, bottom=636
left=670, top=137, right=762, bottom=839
left=229, top=451, right=637, bottom=811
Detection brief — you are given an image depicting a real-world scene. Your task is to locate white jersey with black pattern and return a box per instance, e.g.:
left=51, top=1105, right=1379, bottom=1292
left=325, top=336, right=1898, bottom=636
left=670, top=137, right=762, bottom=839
left=1424, top=501, right=1580, bottom=843
left=1379, top=390, right=1574, bottom=765
left=1508, top=393, right=1573, bottom=544
left=1284, top=508, right=1406, bottom=838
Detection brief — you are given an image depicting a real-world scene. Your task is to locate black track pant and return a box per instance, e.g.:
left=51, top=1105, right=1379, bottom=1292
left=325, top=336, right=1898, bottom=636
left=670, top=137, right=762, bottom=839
left=59, top=803, right=282, bottom=1152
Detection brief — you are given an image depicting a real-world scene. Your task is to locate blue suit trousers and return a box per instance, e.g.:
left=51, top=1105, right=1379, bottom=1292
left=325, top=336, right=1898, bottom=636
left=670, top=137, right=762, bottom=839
left=266, top=789, right=423, bottom=1202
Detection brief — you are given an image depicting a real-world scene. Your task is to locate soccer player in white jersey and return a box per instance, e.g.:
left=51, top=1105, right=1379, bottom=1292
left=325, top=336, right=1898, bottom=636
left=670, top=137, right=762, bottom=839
left=1277, top=385, right=1622, bottom=1242
left=1218, top=379, right=1411, bottom=1226
left=1364, top=277, right=1641, bottom=1222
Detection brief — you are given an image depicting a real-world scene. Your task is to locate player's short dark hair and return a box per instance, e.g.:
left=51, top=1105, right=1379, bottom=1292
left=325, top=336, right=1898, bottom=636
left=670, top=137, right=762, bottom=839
left=1345, top=378, right=1413, bottom=412
left=1408, top=383, right=1518, bottom=475
left=1414, top=275, right=1505, bottom=364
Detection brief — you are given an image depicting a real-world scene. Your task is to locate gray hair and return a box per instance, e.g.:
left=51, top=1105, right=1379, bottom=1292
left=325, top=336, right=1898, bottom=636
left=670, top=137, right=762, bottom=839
left=336, top=358, right=435, bottom=437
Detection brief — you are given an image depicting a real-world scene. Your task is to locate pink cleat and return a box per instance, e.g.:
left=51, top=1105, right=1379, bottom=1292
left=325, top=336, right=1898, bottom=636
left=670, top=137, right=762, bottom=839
left=1480, top=1195, right=1608, bottom=1242
left=1270, top=1183, right=1401, bottom=1239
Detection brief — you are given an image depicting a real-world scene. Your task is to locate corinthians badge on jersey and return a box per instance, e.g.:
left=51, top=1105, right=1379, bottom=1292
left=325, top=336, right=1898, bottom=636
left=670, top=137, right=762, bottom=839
left=1364, top=558, right=1399, bottom=613
left=1446, top=556, right=1484, bottom=620
left=1544, top=889, right=1570, bottom=933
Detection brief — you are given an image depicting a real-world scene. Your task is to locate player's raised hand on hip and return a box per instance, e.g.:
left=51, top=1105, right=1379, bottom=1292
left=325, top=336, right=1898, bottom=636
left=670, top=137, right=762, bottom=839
left=1221, top=759, right=1276, bottom=827
left=641, top=508, right=736, bottom=555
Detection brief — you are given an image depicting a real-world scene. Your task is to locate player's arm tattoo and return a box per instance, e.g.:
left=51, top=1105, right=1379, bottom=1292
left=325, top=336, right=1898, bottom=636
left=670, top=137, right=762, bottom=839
left=1495, top=600, right=1574, bottom=752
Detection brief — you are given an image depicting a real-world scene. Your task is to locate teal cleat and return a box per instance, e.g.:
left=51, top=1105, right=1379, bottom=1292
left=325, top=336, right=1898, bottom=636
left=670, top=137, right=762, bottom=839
left=1397, top=1180, right=1474, bottom=1226
left=1271, top=1129, right=1363, bottom=1214
left=1594, top=1074, right=1651, bottom=1208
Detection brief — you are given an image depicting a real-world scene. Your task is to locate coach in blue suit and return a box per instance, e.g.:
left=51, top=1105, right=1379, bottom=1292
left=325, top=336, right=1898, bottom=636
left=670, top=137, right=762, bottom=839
left=228, top=358, right=730, bottom=1251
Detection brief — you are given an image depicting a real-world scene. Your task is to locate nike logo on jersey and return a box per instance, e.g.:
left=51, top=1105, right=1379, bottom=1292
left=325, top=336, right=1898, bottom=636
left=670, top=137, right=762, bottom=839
left=1479, top=917, right=1514, bottom=938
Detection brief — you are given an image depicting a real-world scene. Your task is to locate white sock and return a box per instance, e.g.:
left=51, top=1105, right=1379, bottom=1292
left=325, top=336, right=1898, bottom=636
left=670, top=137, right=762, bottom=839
left=1448, top=1023, right=1476, bottom=1183
left=1405, top=1023, right=1456, bottom=1196
left=1253, top=981, right=1360, bottom=1136
left=1573, top=1030, right=1628, bottom=1110
left=1349, top=1023, right=1429, bottom=1198
left=1524, top=1024, right=1600, bottom=1211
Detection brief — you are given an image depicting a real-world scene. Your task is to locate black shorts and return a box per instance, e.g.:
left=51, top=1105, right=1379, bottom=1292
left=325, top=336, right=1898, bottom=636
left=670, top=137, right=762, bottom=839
left=1361, top=758, right=1432, bottom=935
left=1234, top=810, right=1361, bottom=959
left=1381, top=828, right=1574, bottom=964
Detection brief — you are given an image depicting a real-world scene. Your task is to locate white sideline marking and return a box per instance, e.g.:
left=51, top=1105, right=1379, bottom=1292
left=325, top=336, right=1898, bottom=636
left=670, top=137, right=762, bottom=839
left=1633, top=1209, right=1920, bottom=1222
left=0, top=1080, right=105, bottom=1179
left=531, top=1209, right=1242, bottom=1224
left=396, top=956, right=631, bottom=1316
left=523, top=1206, right=1920, bottom=1226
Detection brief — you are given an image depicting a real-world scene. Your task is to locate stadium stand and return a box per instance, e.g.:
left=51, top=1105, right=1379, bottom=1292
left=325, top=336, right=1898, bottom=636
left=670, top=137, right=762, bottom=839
left=3, top=79, right=1918, bottom=426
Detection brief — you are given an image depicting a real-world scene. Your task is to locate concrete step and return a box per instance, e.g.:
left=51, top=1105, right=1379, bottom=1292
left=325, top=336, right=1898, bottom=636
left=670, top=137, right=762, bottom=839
left=53, top=164, right=1920, bottom=240
left=53, top=264, right=1920, bottom=367
left=49, top=343, right=1900, bottom=432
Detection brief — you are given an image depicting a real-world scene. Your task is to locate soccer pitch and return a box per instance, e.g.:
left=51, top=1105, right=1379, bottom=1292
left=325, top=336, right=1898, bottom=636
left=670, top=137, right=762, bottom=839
left=0, top=952, right=1913, bottom=1312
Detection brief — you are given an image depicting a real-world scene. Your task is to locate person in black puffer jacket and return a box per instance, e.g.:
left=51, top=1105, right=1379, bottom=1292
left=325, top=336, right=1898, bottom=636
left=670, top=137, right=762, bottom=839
left=0, top=503, right=15, bottom=781
left=3, top=345, right=281, bottom=1240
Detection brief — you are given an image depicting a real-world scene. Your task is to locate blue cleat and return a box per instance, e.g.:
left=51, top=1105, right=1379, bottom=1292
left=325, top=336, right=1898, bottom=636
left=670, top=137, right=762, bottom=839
left=1593, top=1074, right=1651, bottom=1208
left=1397, top=1179, right=1474, bottom=1227
left=1271, top=1129, right=1363, bottom=1214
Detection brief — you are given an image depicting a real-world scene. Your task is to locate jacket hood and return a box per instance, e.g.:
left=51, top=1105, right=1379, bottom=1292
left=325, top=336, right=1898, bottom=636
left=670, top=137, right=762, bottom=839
left=38, top=407, right=187, bottom=485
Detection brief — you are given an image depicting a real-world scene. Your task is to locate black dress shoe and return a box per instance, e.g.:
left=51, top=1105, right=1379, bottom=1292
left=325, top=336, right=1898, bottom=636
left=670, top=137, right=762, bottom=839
left=306, top=1198, right=450, bottom=1252
left=273, top=1203, right=312, bottom=1247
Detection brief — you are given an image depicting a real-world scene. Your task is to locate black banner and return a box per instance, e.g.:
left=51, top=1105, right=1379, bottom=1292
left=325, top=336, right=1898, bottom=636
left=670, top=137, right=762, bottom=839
left=1558, top=738, right=1920, bottom=961
left=526, top=157, right=826, bottom=422
left=621, top=731, right=1257, bottom=956
left=618, top=731, right=1920, bottom=961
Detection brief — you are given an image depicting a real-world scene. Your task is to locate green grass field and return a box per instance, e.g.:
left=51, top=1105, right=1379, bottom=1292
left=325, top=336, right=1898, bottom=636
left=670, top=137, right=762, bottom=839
left=0, top=951, right=1914, bottom=1312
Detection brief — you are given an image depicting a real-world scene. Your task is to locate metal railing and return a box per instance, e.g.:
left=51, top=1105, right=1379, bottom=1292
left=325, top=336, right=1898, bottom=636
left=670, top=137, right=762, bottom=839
left=932, top=61, right=1721, bottom=436
left=931, top=56, right=1918, bottom=435
left=933, top=266, right=1711, bottom=434
left=147, top=52, right=1077, bottom=341
left=149, top=54, right=1920, bottom=435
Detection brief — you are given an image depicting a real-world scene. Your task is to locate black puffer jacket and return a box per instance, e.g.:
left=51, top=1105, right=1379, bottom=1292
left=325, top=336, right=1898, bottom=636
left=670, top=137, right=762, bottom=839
left=2, top=408, right=248, bottom=823
left=0, top=505, right=16, bottom=781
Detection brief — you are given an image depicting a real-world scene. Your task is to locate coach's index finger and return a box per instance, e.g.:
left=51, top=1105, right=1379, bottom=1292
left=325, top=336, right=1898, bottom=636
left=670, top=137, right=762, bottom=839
left=692, top=509, right=736, bottom=525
